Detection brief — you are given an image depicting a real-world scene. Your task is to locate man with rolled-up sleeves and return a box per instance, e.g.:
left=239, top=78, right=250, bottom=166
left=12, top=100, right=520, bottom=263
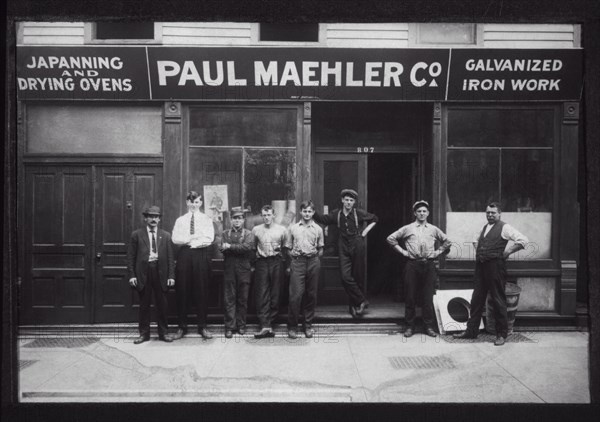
left=453, top=202, right=528, bottom=346
left=387, top=200, right=451, bottom=338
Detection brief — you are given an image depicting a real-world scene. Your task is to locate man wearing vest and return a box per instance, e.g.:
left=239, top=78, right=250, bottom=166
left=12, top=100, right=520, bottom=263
left=387, top=200, right=451, bottom=338
left=313, top=189, right=378, bottom=318
left=454, top=202, right=528, bottom=346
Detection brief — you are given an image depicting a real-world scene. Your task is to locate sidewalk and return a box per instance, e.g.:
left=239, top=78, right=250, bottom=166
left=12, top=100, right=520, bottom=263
left=18, top=325, right=589, bottom=403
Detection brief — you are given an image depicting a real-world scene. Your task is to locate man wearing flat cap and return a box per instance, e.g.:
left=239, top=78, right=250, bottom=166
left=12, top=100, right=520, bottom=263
left=220, top=207, right=255, bottom=338
left=127, top=206, right=176, bottom=344
left=387, top=200, right=451, bottom=338
left=313, top=188, right=378, bottom=318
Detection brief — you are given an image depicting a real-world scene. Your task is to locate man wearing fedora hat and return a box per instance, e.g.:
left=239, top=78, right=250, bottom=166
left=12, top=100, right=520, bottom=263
left=387, top=200, right=451, bottom=338
left=220, top=206, right=255, bottom=338
left=127, top=206, right=176, bottom=344
left=313, top=188, right=378, bottom=318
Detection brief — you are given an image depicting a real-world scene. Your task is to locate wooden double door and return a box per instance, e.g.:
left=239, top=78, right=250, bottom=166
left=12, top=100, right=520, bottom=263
left=21, top=164, right=162, bottom=324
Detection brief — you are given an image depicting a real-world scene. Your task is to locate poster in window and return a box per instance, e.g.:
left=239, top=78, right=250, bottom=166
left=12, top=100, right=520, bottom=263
left=204, top=185, right=228, bottom=222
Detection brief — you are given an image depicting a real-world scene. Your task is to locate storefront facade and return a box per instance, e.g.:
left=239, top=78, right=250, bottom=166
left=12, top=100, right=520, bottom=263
left=15, top=22, right=583, bottom=326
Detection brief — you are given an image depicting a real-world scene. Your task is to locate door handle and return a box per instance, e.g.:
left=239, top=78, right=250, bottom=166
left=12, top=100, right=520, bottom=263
left=96, top=252, right=102, bottom=261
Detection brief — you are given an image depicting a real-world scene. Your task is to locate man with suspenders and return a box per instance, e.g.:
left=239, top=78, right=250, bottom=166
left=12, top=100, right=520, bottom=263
left=314, top=189, right=378, bottom=318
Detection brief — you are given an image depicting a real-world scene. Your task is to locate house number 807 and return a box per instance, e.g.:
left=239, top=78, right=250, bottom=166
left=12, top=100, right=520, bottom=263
left=357, top=147, right=374, bottom=153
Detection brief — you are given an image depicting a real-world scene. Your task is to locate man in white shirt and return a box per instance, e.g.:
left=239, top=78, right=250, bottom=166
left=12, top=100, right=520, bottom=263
left=454, top=202, right=529, bottom=346
left=171, top=191, right=217, bottom=340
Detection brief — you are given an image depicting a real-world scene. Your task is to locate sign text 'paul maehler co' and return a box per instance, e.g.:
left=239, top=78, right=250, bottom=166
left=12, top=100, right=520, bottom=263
left=155, top=60, right=444, bottom=88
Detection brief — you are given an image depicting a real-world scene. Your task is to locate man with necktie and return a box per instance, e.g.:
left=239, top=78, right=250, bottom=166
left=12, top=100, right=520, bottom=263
left=171, top=191, right=218, bottom=340
left=127, top=206, right=175, bottom=344
left=387, top=200, right=451, bottom=338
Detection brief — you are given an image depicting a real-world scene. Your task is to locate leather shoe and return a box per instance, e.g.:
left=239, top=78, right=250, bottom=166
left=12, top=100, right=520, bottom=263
left=288, top=329, right=298, bottom=339
left=425, top=327, right=438, bottom=338
left=403, top=328, right=413, bottom=338
left=158, top=335, right=173, bottom=343
left=453, top=331, right=478, bottom=339
left=172, top=329, right=185, bottom=340
left=357, top=300, right=370, bottom=315
left=225, top=330, right=233, bottom=339
left=254, top=328, right=275, bottom=339
left=494, top=336, right=506, bottom=346
left=304, top=327, right=315, bottom=338
left=349, top=305, right=359, bottom=318
left=237, top=327, right=246, bottom=336
left=133, top=335, right=150, bottom=344
left=199, top=328, right=213, bottom=339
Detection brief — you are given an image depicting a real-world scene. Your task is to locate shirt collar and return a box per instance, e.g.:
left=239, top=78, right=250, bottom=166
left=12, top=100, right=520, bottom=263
left=231, top=226, right=243, bottom=232
left=414, top=221, right=428, bottom=228
left=299, top=219, right=315, bottom=227
left=147, top=225, right=156, bottom=233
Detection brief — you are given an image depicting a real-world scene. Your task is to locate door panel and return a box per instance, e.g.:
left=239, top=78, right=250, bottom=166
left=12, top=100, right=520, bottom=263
left=22, top=166, right=93, bottom=324
left=94, top=166, right=162, bottom=323
left=314, top=154, right=367, bottom=304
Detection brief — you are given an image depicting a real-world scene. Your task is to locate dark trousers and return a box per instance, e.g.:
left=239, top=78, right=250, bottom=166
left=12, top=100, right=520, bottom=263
left=138, top=262, right=168, bottom=337
left=338, top=236, right=366, bottom=307
left=254, top=256, right=282, bottom=329
left=176, top=246, right=211, bottom=331
left=223, top=257, right=252, bottom=330
left=404, top=260, right=436, bottom=328
left=467, top=258, right=508, bottom=338
left=288, top=255, right=321, bottom=329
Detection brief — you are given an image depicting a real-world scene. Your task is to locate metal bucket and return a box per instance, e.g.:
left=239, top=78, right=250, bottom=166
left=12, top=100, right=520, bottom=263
left=485, top=282, right=522, bottom=335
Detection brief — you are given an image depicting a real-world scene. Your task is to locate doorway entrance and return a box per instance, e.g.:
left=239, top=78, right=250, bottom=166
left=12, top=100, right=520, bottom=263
left=313, top=153, right=417, bottom=308
left=366, top=154, right=416, bottom=303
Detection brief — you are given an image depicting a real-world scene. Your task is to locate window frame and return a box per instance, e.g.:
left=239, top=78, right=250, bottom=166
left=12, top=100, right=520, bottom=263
left=85, top=22, right=163, bottom=45
left=183, top=103, right=303, bottom=220
left=441, top=103, right=561, bottom=267
left=251, top=23, right=326, bottom=46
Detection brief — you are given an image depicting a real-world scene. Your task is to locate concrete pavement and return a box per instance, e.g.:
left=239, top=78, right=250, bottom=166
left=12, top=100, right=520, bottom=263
left=18, top=325, right=589, bottom=403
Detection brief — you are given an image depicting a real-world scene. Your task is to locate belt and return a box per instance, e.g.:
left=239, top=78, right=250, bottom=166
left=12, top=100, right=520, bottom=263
left=291, top=254, right=318, bottom=259
left=408, top=257, right=435, bottom=262
left=148, top=260, right=158, bottom=266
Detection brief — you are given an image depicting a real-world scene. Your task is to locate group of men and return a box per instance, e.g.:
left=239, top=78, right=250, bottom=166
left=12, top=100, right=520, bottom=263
left=126, top=188, right=528, bottom=347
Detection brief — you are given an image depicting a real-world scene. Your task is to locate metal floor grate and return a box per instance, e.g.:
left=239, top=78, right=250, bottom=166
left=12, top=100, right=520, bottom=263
left=388, top=355, right=456, bottom=370
left=244, top=337, right=311, bottom=346
left=19, top=360, right=38, bottom=370
left=22, top=337, right=100, bottom=348
left=441, top=333, right=534, bottom=343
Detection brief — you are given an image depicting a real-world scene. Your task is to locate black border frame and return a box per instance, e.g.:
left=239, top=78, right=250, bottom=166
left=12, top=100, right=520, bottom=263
left=3, top=1, right=599, bottom=420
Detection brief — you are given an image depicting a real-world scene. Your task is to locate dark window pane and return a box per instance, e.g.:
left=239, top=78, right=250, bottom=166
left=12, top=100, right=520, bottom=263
left=501, top=150, right=553, bottom=212
left=96, top=22, right=154, bottom=40
left=260, top=23, right=319, bottom=42
left=448, top=109, right=554, bottom=147
left=189, top=148, right=242, bottom=217
left=314, top=103, right=428, bottom=149
left=447, top=150, right=499, bottom=212
left=244, top=149, right=296, bottom=217
left=190, top=108, right=297, bottom=147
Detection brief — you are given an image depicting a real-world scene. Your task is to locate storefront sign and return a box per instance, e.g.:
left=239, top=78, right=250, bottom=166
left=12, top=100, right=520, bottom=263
left=16, top=46, right=582, bottom=101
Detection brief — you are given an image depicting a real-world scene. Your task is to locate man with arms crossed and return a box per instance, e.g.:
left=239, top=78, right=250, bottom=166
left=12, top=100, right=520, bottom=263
left=453, top=202, right=528, bottom=346
left=171, top=191, right=216, bottom=340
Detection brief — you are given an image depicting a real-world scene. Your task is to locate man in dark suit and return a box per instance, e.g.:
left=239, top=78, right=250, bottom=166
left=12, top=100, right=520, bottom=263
left=127, top=206, right=176, bottom=344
